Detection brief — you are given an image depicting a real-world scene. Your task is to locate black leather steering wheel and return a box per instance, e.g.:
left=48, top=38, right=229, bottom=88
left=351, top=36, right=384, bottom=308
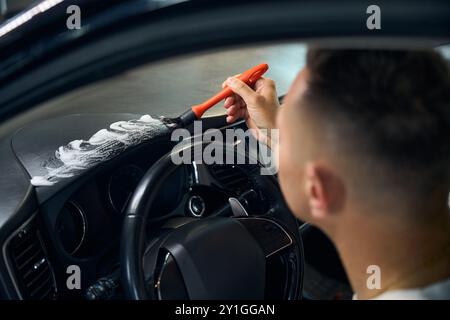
left=120, top=141, right=304, bottom=299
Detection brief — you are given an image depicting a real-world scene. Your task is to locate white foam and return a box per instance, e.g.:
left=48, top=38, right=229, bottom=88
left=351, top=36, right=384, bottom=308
left=30, top=176, right=55, bottom=186
left=30, top=115, right=168, bottom=187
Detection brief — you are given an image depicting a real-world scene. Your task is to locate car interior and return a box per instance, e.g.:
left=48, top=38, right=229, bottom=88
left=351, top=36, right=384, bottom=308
left=0, top=0, right=448, bottom=300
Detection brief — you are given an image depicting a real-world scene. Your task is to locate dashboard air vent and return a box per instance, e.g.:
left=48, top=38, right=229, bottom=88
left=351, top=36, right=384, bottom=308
left=209, top=164, right=253, bottom=193
left=7, top=219, right=56, bottom=300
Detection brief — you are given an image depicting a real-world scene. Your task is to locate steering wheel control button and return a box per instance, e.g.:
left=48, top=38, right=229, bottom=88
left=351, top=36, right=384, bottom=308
left=188, top=195, right=206, bottom=217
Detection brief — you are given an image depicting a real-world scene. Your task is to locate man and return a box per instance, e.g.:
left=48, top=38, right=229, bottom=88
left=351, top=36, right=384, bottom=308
left=223, top=49, right=450, bottom=299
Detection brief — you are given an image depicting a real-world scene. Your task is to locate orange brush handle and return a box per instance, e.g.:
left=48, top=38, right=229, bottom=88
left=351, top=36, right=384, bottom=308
left=190, top=63, right=269, bottom=118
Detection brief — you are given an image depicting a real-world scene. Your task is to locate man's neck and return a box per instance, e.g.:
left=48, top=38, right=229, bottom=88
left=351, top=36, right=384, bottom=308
left=332, top=207, right=450, bottom=300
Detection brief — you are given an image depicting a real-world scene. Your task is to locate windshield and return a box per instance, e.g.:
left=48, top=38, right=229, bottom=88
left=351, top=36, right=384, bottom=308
left=0, top=44, right=304, bottom=135
left=2, top=42, right=450, bottom=139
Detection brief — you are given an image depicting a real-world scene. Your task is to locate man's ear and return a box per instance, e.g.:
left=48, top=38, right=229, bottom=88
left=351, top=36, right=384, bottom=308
left=304, top=163, right=344, bottom=220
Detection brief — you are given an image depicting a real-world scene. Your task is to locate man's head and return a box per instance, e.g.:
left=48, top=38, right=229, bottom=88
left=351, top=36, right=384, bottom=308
left=277, top=49, right=450, bottom=235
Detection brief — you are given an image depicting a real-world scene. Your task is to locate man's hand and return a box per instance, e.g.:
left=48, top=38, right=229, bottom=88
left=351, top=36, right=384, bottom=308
left=223, top=76, right=280, bottom=145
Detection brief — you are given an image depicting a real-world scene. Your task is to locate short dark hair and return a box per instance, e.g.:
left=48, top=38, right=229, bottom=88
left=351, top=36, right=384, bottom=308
left=304, top=49, right=450, bottom=189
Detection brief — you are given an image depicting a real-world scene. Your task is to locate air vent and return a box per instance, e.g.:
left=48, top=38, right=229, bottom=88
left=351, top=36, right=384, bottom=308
left=7, top=219, right=56, bottom=300
left=209, top=164, right=253, bottom=193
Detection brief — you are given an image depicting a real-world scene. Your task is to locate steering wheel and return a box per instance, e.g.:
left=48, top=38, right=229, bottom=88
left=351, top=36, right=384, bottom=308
left=120, top=141, right=304, bottom=299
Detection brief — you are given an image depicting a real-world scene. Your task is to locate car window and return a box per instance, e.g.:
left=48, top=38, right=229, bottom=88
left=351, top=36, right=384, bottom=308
left=0, top=43, right=306, bottom=137
left=46, top=43, right=306, bottom=117
left=2, top=42, right=449, bottom=139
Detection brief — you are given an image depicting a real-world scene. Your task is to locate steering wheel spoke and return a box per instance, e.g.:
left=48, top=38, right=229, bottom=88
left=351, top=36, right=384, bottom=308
left=237, top=217, right=294, bottom=258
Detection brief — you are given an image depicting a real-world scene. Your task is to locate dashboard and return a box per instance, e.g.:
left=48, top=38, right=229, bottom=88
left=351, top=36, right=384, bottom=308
left=1, top=113, right=276, bottom=299
left=0, top=113, right=352, bottom=300
left=47, top=143, right=273, bottom=299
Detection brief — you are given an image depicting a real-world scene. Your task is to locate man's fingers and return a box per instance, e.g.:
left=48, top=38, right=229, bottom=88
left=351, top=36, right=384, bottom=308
left=226, top=114, right=240, bottom=123
left=226, top=77, right=258, bottom=103
left=238, top=96, right=247, bottom=108
left=227, top=105, right=239, bottom=116
left=226, top=115, right=234, bottom=123
left=222, top=73, right=242, bottom=88
left=254, top=77, right=275, bottom=91
left=226, top=105, right=249, bottom=123
left=224, top=96, right=235, bottom=109
left=238, top=108, right=248, bottom=120
left=225, top=95, right=247, bottom=118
